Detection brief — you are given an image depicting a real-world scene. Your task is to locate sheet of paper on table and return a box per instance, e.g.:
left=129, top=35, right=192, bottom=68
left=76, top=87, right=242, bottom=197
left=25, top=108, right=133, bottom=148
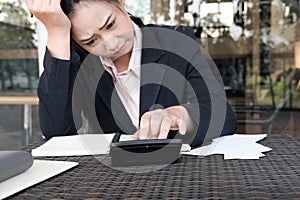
left=0, top=160, right=78, bottom=199
left=32, top=134, right=116, bottom=157
left=31, top=134, right=191, bottom=157
left=181, top=134, right=272, bottom=159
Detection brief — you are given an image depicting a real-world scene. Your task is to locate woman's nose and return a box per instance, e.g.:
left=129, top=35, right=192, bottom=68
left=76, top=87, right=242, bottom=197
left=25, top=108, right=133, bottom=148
left=103, top=35, right=118, bottom=51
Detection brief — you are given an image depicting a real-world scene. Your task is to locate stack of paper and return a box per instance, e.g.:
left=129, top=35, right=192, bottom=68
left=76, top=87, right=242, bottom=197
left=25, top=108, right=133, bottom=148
left=182, top=134, right=272, bottom=159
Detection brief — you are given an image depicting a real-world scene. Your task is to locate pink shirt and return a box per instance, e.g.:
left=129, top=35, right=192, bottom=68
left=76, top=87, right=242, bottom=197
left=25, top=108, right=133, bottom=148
left=100, top=23, right=142, bottom=129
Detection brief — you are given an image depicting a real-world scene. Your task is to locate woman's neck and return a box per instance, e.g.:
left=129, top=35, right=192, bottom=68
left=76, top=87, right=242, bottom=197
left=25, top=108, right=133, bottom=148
left=113, top=51, right=132, bottom=73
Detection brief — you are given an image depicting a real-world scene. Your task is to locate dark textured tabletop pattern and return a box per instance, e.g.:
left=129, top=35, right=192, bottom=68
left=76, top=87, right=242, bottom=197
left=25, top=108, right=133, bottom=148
left=9, top=134, right=300, bottom=199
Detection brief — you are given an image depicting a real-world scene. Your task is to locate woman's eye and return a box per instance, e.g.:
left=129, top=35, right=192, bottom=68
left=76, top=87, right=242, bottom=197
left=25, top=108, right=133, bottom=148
left=106, top=20, right=115, bottom=30
left=86, top=38, right=97, bottom=46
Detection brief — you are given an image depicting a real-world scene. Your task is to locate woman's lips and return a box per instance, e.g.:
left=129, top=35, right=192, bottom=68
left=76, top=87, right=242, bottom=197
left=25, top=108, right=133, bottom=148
left=114, top=43, right=126, bottom=56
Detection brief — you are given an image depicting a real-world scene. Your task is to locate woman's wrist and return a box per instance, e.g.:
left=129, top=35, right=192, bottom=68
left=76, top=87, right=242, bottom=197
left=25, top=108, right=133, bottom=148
left=47, top=28, right=71, bottom=60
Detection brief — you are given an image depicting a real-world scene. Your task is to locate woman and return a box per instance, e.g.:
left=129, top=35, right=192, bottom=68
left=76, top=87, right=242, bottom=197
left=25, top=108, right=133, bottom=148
left=25, top=0, right=237, bottom=148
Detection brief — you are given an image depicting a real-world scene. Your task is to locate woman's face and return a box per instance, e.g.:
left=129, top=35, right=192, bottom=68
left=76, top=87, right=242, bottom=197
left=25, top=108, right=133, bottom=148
left=70, top=1, right=134, bottom=61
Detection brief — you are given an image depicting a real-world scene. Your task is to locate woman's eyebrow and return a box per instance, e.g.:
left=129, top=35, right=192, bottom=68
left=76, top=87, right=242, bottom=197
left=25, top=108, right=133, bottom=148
left=80, top=13, right=113, bottom=42
left=99, top=13, right=113, bottom=30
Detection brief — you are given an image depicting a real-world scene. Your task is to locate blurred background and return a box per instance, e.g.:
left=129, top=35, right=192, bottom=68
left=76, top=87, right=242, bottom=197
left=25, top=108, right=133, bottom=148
left=0, top=0, right=299, bottom=150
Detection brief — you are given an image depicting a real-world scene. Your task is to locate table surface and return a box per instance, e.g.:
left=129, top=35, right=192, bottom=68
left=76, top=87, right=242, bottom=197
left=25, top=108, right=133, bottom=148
left=9, top=134, right=300, bottom=199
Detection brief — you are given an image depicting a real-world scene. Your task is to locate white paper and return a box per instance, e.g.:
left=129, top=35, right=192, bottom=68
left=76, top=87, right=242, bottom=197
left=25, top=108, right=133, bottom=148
left=32, top=134, right=115, bottom=157
left=120, top=134, right=135, bottom=141
left=0, top=160, right=78, bottom=199
left=182, top=134, right=272, bottom=159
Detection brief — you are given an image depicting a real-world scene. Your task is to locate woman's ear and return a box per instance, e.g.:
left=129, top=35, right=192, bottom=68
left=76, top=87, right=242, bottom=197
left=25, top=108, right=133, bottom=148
left=118, top=0, right=125, bottom=6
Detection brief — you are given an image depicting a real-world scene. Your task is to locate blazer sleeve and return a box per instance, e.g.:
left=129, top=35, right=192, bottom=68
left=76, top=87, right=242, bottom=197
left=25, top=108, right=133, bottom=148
left=37, top=48, right=82, bottom=139
left=173, top=26, right=238, bottom=148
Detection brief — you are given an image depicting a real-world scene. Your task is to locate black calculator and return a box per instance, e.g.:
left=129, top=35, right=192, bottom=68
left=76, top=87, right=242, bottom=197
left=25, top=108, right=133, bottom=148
left=109, top=132, right=183, bottom=167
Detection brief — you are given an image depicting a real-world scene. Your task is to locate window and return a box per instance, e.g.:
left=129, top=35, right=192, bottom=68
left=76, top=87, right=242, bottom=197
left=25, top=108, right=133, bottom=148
left=0, top=0, right=39, bottom=94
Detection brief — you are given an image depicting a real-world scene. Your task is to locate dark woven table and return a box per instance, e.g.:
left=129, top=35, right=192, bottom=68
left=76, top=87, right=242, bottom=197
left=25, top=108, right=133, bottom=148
left=8, top=134, right=300, bottom=199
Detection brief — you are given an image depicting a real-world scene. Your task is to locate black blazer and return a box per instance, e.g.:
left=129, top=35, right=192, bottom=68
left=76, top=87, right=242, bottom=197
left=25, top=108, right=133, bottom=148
left=38, top=16, right=237, bottom=148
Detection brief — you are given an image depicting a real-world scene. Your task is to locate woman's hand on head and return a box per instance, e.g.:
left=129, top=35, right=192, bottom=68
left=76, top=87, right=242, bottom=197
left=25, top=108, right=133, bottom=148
left=132, top=106, right=196, bottom=140
left=25, top=0, right=71, bottom=59
left=25, top=0, right=71, bottom=33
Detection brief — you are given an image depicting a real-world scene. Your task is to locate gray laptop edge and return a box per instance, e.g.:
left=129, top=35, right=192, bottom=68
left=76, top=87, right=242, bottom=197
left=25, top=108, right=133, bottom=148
left=0, top=151, right=33, bottom=182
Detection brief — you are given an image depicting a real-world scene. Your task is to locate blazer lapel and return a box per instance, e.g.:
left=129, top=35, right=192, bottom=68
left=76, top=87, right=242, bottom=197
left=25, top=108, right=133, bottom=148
left=81, top=54, right=114, bottom=111
left=140, top=64, right=166, bottom=115
left=83, top=56, right=135, bottom=133
left=140, top=27, right=167, bottom=116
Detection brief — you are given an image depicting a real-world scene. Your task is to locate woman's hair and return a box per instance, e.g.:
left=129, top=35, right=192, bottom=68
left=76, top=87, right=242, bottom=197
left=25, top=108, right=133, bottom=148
left=60, top=0, right=120, bottom=16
